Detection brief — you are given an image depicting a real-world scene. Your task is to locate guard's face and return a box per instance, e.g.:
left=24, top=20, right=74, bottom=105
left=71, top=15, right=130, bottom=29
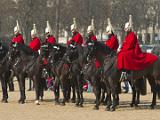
left=71, top=29, right=76, bottom=33
left=106, top=31, right=111, bottom=36
left=124, top=22, right=130, bottom=32
left=87, top=31, right=92, bottom=35
left=124, top=27, right=129, bottom=32
left=31, top=34, right=35, bottom=39
left=45, top=32, right=50, bottom=38
left=14, top=31, right=18, bottom=35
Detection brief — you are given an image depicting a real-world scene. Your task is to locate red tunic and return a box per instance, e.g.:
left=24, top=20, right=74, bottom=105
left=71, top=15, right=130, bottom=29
left=90, top=35, right=97, bottom=41
left=12, top=34, right=24, bottom=44
left=117, top=32, right=158, bottom=70
left=89, top=34, right=101, bottom=69
left=29, top=37, right=41, bottom=52
left=46, top=36, right=56, bottom=45
left=105, top=35, right=119, bottom=52
left=67, top=32, right=83, bottom=45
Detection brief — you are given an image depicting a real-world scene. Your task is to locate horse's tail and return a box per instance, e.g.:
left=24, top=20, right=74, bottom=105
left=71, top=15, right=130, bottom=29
left=139, top=77, right=147, bottom=96
left=156, top=82, right=160, bottom=99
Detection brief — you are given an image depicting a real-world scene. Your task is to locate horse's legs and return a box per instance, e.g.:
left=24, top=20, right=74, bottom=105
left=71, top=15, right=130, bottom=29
left=135, top=90, right=140, bottom=106
left=80, top=79, right=84, bottom=107
left=39, top=78, right=44, bottom=101
left=61, top=88, right=67, bottom=106
left=66, top=81, right=71, bottom=102
left=60, top=76, right=67, bottom=106
left=18, top=74, right=26, bottom=104
left=28, top=79, right=32, bottom=91
left=130, top=82, right=136, bottom=107
left=110, top=85, right=120, bottom=111
left=110, top=93, right=117, bottom=111
left=76, top=73, right=83, bottom=107
left=8, top=72, right=14, bottom=92
left=54, top=78, right=60, bottom=104
left=147, top=76, right=157, bottom=109
left=100, top=88, right=106, bottom=104
left=33, top=75, right=41, bottom=105
left=92, top=77, right=101, bottom=110
left=0, top=75, right=8, bottom=103
left=105, top=91, right=112, bottom=111
left=71, top=83, right=76, bottom=103
left=75, top=77, right=80, bottom=107
left=93, top=86, right=101, bottom=110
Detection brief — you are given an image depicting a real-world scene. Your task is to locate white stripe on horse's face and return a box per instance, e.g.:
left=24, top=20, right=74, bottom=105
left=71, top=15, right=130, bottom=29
left=70, top=44, right=76, bottom=48
left=88, top=43, right=94, bottom=46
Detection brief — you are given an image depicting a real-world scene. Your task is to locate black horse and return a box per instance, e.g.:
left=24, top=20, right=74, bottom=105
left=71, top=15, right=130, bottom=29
left=48, top=43, right=87, bottom=106
left=87, top=41, right=160, bottom=111
left=8, top=43, right=45, bottom=104
left=0, top=41, right=10, bottom=103
left=65, top=42, right=107, bottom=108
left=47, top=43, right=71, bottom=105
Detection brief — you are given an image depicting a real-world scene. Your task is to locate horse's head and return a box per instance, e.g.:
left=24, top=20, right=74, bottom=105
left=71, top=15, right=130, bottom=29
left=64, top=42, right=79, bottom=63
left=8, top=42, right=21, bottom=61
left=85, top=40, right=97, bottom=62
left=40, top=43, right=50, bottom=58
left=48, top=44, right=66, bottom=64
left=0, top=41, right=8, bottom=61
left=86, top=40, right=113, bottom=62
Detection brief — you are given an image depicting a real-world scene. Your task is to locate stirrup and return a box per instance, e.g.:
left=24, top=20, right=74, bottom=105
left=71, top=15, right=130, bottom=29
left=120, top=72, right=127, bottom=81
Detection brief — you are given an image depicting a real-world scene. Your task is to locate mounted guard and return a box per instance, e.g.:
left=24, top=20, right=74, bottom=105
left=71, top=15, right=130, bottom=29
left=118, top=15, right=158, bottom=79
left=45, top=21, right=56, bottom=45
left=105, top=18, right=119, bottom=52
left=29, top=24, right=41, bottom=53
left=67, top=18, right=83, bottom=46
left=11, top=20, right=24, bottom=46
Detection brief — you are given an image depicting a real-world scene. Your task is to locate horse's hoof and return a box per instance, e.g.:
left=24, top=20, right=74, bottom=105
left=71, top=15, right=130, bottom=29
left=110, top=107, right=115, bottom=112
left=61, top=102, right=65, bottom=106
left=150, top=104, right=155, bottom=109
left=9, top=89, right=14, bottom=92
left=116, top=102, right=119, bottom=106
left=19, top=101, right=25, bottom=104
left=35, top=100, right=40, bottom=105
left=55, top=101, right=60, bottom=105
left=18, top=100, right=25, bottom=104
left=135, top=104, right=139, bottom=108
left=102, top=102, right=107, bottom=105
left=27, top=89, right=32, bottom=91
left=66, top=99, right=70, bottom=103
left=130, top=103, right=134, bottom=107
left=71, top=99, right=76, bottom=103
left=79, top=104, right=83, bottom=107
left=105, top=107, right=110, bottom=111
left=93, top=106, right=99, bottom=110
left=1, top=99, right=8, bottom=103
left=40, top=98, right=43, bottom=102
left=75, top=103, right=79, bottom=107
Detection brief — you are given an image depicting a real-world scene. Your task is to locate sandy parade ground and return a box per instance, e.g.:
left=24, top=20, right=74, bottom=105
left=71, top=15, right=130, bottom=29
left=0, top=80, right=160, bottom=120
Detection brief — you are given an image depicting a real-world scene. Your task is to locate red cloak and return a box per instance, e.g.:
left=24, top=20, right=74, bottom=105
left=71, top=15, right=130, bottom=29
left=67, top=32, right=83, bottom=45
left=29, top=37, right=41, bottom=52
left=12, top=34, right=24, bottom=44
left=46, top=36, right=56, bottom=45
left=117, top=32, right=158, bottom=70
left=105, top=35, right=119, bottom=52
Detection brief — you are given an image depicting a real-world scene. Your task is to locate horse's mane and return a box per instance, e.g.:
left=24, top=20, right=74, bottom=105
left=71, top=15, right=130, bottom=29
left=52, top=44, right=66, bottom=56
left=19, top=44, right=34, bottom=56
left=2, top=42, right=9, bottom=51
left=0, top=43, right=9, bottom=59
left=95, top=41, right=112, bottom=55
